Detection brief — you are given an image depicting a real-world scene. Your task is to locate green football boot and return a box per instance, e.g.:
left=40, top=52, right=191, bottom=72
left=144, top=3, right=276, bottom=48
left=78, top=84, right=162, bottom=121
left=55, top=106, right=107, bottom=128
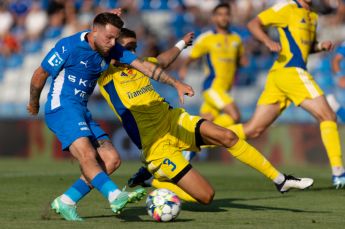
left=51, top=197, right=83, bottom=221
left=110, top=187, right=147, bottom=214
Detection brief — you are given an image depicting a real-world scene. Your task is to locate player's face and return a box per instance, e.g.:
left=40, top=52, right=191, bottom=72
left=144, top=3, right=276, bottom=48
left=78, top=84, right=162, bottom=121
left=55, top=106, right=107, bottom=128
left=93, top=24, right=121, bottom=56
left=212, top=7, right=231, bottom=30
left=119, top=37, right=137, bottom=53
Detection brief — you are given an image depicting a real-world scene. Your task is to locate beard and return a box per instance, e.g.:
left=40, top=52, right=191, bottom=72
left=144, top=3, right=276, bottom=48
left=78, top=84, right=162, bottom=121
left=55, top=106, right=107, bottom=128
left=94, top=40, right=110, bottom=57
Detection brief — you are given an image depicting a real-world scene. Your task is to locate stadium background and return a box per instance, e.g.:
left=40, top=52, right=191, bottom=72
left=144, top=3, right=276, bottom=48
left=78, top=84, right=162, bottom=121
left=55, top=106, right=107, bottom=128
left=1, top=0, right=345, bottom=165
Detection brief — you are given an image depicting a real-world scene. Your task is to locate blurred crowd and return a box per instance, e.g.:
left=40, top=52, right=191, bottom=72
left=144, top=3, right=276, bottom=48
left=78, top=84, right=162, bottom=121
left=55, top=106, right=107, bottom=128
left=1, top=0, right=345, bottom=121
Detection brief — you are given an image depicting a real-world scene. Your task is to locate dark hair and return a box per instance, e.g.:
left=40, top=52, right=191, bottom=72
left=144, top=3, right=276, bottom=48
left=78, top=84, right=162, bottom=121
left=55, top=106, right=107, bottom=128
left=118, top=28, right=137, bottom=41
left=93, top=12, right=124, bottom=29
left=212, top=3, right=231, bottom=14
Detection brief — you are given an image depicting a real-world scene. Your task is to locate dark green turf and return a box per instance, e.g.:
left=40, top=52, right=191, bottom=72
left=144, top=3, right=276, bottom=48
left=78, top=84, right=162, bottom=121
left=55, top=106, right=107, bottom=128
left=0, top=158, right=344, bottom=228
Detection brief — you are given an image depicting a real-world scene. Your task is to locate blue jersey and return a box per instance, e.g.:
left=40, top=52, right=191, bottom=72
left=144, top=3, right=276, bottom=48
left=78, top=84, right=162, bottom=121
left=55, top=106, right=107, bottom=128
left=41, top=31, right=137, bottom=112
left=337, top=42, right=345, bottom=57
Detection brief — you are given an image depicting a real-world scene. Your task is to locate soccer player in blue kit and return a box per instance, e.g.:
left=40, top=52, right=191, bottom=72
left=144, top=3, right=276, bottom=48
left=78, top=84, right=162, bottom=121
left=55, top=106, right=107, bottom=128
left=27, top=12, right=194, bottom=221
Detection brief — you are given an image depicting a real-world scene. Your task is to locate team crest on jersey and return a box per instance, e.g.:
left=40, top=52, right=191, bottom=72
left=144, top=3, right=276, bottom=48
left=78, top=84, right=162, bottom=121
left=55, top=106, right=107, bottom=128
left=48, top=52, right=63, bottom=67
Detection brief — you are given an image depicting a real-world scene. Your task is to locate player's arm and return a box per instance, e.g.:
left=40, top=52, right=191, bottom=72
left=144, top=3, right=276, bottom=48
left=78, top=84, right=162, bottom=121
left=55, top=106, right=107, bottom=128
left=332, top=53, right=344, bottom=74
left=237, top=39, right=248, bottom=67
left=130, top=59, right=194, bottom=104
left=247, top=17, right=281, bottom=52
left=27, top=67, right=50, bottom=115
left=178, top=57, right=198, bottom=81
left=156, top=32, right=194, bottom=69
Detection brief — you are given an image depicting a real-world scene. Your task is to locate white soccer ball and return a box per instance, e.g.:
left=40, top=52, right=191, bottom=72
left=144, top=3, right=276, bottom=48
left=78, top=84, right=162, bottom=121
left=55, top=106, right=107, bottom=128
left=146, top=188, right=181, bottom=222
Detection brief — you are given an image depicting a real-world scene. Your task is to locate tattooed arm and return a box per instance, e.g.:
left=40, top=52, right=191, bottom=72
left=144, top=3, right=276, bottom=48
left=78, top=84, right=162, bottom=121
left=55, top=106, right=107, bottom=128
left=27, top=66, right=50, bottom=115
left=130, top=59, right=194, bottom=104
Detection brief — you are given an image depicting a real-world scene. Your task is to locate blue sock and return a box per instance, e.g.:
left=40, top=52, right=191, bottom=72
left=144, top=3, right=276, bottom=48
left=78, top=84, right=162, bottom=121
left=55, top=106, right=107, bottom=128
left=336, top=107, right=345, bottom=122
left=91, top=172, right=119, bottom=201
left=64, top=179, right=91, bottom=204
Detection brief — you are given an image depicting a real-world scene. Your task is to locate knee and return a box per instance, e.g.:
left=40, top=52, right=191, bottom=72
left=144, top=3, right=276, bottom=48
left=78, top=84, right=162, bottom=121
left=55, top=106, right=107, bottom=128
left=318, top=110, right=337, bottom=122
left=201, top=113, right=215, bottom=122
left=105, top=153, right=121, bottom=173
left=199, top=188, right=215, bottom=205
left=219, top=129, right=238, bottom=148
left=246, top=126, right=265, bottom=139
left=78, top=149, right=97, bottom=164
left=233, top=114, right=240, bottom=123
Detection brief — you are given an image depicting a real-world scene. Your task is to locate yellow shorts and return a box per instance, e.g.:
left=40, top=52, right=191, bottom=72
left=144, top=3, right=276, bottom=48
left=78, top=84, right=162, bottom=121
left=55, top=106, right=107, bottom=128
left=144, top=108, right=203, bottom=182
left=258, top=67, right=323, bottom=110
left=201, top=88, right=234, bottom=116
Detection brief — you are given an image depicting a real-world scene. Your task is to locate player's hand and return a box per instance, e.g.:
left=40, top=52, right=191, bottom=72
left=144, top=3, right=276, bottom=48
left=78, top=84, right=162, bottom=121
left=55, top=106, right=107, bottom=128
left=110, top=8, right=122, bottom=17
left=264, top=40, right=281, bottom=52
left=320, top=41, right=334, bottom=52
left=27, top=103, right=40, bottom=116
left=174, top=80, right=194, bottom=104
left=182, top=32, right=194, bottom=47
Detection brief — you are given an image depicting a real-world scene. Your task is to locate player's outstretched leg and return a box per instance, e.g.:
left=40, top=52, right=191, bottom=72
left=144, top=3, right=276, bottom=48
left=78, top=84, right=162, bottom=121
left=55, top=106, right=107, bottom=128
left=199, top=120, right=314, bottom=193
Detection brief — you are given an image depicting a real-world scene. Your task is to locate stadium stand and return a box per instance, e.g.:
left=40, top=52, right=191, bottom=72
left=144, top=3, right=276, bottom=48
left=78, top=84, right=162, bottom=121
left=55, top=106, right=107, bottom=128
left=1, top=0, right=345, bottom=122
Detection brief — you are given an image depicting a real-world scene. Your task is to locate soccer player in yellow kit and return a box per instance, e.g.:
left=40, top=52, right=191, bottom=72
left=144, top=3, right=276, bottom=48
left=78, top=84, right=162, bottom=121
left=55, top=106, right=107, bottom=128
left=228, top=0, right=345, bottom=188
left=97, top=28, right=313, bottom=204
left=180, top=3, right=246, bottom=127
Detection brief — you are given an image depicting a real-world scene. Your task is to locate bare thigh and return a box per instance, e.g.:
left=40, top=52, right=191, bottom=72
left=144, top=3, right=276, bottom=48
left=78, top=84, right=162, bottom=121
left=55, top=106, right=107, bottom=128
left=243, top=103, right=281, bottom=139
left=177, top=168, right=214, bottom=204
left=300, top=95, right=336, bottom=122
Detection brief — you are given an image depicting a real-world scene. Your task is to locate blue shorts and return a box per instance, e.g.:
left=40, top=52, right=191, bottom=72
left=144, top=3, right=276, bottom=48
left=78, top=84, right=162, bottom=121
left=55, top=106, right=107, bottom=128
left=45, top=106, right=109, bottom=151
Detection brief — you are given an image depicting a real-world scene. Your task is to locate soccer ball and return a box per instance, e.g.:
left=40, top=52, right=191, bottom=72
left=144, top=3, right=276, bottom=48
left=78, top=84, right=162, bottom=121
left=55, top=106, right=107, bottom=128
left=146, top=188, right=181, bottom=222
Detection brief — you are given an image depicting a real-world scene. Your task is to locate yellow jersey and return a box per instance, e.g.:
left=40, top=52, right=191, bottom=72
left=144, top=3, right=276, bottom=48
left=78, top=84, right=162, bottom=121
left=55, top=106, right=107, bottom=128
left=189, top=30, right=244, bottom=91
left=258, top=0, right=318, bottom=71
left=98, top=57, right=171, bottom=150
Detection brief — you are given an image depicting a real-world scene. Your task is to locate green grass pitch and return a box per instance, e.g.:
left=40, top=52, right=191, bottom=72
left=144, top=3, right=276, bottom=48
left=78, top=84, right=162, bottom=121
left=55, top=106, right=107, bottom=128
left=0, top=158, right=344, bottom=229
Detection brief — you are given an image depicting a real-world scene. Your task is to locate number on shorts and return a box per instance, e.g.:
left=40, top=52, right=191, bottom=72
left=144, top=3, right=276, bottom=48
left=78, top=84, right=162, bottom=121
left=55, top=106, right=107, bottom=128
left=163, top=158, right=176, bottom=171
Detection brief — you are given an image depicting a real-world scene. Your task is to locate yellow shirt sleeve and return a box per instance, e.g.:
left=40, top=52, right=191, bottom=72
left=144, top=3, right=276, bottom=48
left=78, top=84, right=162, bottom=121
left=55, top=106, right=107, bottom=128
left=258, top=2, right=292, bottom=27
left=189, top=34, right=209, bottom=59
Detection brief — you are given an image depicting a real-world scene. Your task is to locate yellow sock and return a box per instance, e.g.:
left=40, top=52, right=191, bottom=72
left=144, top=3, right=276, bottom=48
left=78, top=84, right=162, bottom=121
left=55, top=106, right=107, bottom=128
left=228, top=139, right=280, bottom=181
left=213, top=114, right=235, bottom=127
left=320, top=121, right=343, bottom=168
left=151, top=179, right=197, bottom=203
left=227, top=124, right=246, bottom=140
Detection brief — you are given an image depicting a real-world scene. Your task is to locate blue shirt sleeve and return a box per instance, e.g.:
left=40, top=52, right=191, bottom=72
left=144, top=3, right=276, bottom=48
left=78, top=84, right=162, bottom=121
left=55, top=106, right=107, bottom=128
left=41, top=38, right=70, bottom=77
left=110, top=43, right=137, bottom=64
left=336, top=42, right=345, bottom=57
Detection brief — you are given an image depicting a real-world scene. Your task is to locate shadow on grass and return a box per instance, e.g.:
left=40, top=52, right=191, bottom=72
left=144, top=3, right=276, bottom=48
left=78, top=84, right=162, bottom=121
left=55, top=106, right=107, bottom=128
left=183, top=196, right=330, bottom=214
left=83, top=206, right=194, bottom=223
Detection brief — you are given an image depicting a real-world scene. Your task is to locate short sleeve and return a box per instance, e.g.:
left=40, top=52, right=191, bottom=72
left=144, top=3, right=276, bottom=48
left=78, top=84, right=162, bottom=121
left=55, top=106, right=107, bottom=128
left=41, top=39, right=70, bottom=77
left=189, top=34, right=210, bottom=59
left=110, top=43, right=137, bottom=64
left=258, top=2, right=291, bottom=27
